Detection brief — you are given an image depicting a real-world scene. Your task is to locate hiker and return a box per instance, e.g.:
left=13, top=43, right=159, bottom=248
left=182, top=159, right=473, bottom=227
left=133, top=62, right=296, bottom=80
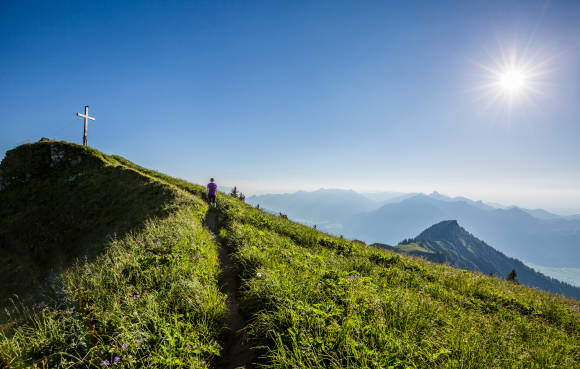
left=207, top=178, right=217, bottom=208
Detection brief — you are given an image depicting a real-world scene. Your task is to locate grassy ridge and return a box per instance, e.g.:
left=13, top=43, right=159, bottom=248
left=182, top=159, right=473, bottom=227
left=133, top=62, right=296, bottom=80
left=85, top=148, right=580, bottom=367
left=1, top=141, right=578, bottom=368
left=214, top=195, right=580, bottom=368
left=0, top=142, right=226, bottom=368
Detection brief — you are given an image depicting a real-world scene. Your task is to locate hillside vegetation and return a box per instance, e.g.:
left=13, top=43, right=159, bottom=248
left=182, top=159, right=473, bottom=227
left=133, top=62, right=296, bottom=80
left=0, top=141, right=578, bottom=368
left=0, top=142, right=225, bottom=368
left=0, top=142, right=181, bottom=303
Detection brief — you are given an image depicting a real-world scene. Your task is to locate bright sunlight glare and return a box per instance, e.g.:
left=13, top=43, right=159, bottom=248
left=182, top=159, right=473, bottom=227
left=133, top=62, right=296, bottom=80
left=471, top=44, right=552, bottom=112
left=499, top=69, right=527, bottom=94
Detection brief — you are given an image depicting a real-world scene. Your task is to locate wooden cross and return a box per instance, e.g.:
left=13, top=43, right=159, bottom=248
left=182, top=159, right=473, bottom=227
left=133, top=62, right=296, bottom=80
left=76, top=105, right=96, bottom=146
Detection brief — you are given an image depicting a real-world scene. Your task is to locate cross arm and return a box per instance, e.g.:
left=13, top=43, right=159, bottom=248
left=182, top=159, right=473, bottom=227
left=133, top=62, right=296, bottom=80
left=77, top=113, right=96, bottom=120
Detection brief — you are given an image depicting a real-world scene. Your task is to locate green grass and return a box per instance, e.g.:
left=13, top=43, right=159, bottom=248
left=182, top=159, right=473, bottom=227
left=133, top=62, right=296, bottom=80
left=0, top=141, right=184, bottom=303
left=0, top=142, right=226, bottom=368
left=1, top=141, right=578, bottom=368
left=395, top=243, right=434, bottom=254
left=214, top=194, right=580, bottom=368
left=1, top=205, right=226, bottom=368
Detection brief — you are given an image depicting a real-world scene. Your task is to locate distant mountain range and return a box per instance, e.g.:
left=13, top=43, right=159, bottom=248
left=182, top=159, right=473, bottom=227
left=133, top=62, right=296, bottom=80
left=247, top=189, right=580, bottom=271
left=374, top=220, right=580, bottom=299
left=247, top=189, right=379, bottom=234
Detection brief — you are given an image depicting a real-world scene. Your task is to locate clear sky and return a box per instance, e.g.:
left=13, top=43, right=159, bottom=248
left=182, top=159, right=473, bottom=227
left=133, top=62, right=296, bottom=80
left=1, top=1, right=579, bottom=213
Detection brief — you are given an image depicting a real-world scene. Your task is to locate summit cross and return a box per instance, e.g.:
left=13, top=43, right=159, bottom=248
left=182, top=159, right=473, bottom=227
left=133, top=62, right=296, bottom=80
left=76, top=105, right=96, bottom=147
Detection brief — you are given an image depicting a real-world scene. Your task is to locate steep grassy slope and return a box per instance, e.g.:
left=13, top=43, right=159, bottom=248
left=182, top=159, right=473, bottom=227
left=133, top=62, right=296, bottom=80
left=0, top=141, right=225, bottom=368
left=0, top=142, right=181, bottom=303
left=381, top=220, right=580, bottom=299
left=212, top=199, right=580, bottom=368
left=1, top=141, right=579, bottom=368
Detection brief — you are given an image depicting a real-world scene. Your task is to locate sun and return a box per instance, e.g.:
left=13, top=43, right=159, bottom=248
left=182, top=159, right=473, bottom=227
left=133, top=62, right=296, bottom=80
left=471, top=45, right=550, bottom=111
left=498, top=68, right=527, bottom=94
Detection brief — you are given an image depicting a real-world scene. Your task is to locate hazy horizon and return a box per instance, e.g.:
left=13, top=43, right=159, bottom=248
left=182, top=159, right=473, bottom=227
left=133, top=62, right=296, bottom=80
left=233, top=184, right=580, bottom=216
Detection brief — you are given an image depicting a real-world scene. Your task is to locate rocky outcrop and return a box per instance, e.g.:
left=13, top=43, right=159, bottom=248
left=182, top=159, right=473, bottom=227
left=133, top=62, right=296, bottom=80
left=0, top=142, right=88, bottom=191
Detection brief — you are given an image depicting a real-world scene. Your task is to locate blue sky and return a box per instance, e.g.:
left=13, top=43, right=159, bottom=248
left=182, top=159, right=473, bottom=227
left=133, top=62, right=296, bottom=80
left=1, top=1, right=579, bottom=213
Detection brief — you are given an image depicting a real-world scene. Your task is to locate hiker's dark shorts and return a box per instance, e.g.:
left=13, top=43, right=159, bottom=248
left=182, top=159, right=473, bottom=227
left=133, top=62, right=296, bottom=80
left=208, top=194, right=216, bottom=203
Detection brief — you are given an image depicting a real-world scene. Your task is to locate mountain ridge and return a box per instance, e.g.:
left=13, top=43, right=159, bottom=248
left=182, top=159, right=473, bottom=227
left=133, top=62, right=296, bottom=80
left=247, top=189, right=580, bottom=271
left=385, top=220, right=580, bottom=298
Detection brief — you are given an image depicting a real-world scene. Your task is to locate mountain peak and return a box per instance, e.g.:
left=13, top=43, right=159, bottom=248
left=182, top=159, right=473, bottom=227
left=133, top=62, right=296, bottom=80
left=415, top=220, right=462, bottom=241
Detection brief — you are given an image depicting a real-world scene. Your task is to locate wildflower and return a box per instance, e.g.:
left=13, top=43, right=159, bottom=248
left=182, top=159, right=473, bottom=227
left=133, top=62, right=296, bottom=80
left=92, top=324, right=96, bottom=328
left=103, top=360, right=110, bottom=366
left=136, top=339, right=142, bottom=344
left=186, top=344, right=191, bottom=349
left=256, top=272, right=262, bottom=277
left=122, top=344, right=127, bottom=349
left=35, top=300, right=47, bottom=308
left=114, top=357, right=120, bottom=363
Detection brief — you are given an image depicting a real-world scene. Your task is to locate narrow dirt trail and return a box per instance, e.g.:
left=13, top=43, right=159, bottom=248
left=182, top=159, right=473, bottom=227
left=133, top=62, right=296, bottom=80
left=205, top=209, right=254, bottom=369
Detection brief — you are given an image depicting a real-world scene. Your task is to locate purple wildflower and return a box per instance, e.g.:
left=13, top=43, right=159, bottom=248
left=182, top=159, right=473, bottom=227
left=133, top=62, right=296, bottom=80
left=136, top=339, right=142, bottom=344
left=92, top=324, right=96, bottom=328
left=114, top=357, right=120, bottom=363
left=186, top=344, right=191, bottom=349
left=122, top=344, right=127, bottom=349
left=103, top=360, right=110, bottom=366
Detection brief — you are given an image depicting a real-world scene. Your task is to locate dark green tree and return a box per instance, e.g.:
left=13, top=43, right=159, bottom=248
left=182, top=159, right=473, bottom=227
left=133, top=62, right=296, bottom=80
left=239, top=193, right=245, bottom=202
left=230, top=186, right=238, bottom=198
left=506, top=269, right=519, bottom=283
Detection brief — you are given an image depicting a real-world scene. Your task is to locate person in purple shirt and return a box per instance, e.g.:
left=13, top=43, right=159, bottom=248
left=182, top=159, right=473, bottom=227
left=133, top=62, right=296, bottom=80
left=207, top=178, right=217, bottom=208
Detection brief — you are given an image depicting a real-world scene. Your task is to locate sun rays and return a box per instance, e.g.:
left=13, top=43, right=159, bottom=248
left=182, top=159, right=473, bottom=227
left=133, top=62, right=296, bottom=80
left=469, top=44, right=553, bottom=114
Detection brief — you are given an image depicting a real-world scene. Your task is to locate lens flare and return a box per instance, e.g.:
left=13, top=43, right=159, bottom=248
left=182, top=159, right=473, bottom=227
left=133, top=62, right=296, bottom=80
left=470, top=43, right=552, bottom=113
left=499, top=69, right=527, bottom=94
